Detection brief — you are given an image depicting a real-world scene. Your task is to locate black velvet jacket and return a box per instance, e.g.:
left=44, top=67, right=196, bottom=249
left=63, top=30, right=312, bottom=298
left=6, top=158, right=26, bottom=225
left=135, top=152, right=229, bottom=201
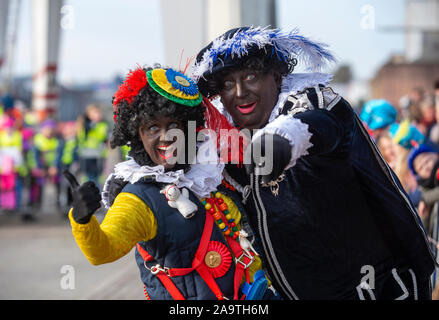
left=224, top=87, right=436, bottom=300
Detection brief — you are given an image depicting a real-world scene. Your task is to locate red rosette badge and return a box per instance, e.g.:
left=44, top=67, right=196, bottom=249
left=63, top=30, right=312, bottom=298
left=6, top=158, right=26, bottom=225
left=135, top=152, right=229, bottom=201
left=204, top=241, right=232, bottom=278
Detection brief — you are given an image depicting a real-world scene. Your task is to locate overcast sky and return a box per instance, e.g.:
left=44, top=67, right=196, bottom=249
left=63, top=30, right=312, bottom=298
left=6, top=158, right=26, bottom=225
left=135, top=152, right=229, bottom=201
left=12, top=0, right=406, bottom=84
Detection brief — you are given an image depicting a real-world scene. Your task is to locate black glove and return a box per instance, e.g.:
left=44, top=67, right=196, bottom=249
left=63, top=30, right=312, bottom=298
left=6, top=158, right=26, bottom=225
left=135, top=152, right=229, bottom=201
left=63, top=169, right=102, bottom=224
left=244, top=133, right=292, bottom=184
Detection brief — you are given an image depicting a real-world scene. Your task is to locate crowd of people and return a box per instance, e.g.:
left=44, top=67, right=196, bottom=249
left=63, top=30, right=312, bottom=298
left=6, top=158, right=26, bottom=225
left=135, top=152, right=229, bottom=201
left=360, top=80, right=439, bottom=293
left=0, top=95, right=120, bottom=221
left=361, top=83, right=439, bottom=220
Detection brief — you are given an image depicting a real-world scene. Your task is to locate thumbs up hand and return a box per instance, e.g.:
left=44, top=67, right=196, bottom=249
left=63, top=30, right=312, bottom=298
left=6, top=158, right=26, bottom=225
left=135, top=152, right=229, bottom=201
left=63, top=169, right=102, bottom=224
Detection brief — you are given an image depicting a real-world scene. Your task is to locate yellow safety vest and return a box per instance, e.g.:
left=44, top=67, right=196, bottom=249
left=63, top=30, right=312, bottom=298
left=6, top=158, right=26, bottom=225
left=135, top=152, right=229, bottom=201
left=0, top=129, right=26, bottom=175
left=77, top=121, right=108, bottom=158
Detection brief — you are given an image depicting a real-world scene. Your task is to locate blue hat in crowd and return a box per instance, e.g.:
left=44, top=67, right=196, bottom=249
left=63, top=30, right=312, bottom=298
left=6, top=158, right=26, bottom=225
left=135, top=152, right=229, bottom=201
left=360, top=100, right=397, bottom=130
left=408, top=144, right=436, bottom=176
left=1, top=94, right=14, bottom=111
left=389, top=120, right=425, bottom=150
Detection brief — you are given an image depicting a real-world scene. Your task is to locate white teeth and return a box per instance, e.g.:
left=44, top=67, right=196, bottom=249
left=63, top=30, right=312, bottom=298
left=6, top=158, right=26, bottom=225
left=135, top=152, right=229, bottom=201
left=157, top=145, right=175, bottom=151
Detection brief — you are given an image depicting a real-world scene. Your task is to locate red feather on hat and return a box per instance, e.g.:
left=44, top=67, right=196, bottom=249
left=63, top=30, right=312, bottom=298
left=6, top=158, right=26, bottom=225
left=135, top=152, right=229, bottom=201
left=112, top=67, right=148, bottom=122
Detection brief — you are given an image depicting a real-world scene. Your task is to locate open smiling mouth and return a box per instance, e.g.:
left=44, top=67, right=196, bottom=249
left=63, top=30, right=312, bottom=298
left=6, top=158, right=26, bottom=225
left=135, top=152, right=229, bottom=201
left=157, top=144, right=176, bottom=160
left=236, top=102, right=257, bottom=115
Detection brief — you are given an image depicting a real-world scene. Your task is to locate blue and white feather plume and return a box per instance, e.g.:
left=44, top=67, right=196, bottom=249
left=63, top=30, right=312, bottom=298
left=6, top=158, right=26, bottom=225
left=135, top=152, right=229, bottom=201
left=193, top=26, right=337, bottom=81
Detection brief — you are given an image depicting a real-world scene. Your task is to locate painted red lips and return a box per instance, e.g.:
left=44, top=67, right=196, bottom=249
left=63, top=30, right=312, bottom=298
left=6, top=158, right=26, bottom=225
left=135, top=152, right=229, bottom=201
left=157, top=144, right=176, bottom=160
left=236, top=102, right=257, bottom=115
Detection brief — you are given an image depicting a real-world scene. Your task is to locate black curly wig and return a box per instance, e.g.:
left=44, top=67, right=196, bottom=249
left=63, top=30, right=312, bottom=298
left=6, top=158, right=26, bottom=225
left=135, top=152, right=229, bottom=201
left=110, top=66, right=205, bottom=171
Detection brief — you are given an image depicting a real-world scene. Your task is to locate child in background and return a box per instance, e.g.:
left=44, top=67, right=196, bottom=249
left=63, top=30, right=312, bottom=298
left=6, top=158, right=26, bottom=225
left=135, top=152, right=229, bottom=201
left=388, top=120, right=425, bottom=206
left=426, top=94, right=439, bottom=145
left=375, top=133, right=398, bottom=170
left=59, top=121, right=79, bottom=215
left=408, top=143, right=439, bottom=298
left=77, top=104, right=108, bottom=186
left=408, top=144, right=439, bottom=221
left=417, top=96, right=436, bottom=139
left=360, top=99, right=397, bottom=140
left=0, top=116, right=26, bottom=211
left=28, top=119, right=63, bottom=212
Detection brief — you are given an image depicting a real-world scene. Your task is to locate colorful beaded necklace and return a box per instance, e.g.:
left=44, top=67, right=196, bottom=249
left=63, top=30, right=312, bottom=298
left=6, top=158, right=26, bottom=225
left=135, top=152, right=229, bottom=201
left=201, top=191, right=240, bottom=242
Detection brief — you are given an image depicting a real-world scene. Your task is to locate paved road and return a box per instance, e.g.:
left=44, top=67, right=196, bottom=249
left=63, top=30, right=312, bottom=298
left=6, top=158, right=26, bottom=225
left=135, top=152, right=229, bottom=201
left=0, top=210, right=145, bottom=300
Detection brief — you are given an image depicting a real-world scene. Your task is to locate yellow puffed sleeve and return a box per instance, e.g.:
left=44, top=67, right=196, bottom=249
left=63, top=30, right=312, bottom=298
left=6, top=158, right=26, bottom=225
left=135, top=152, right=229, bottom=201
left=69, top=192, right=157, bottom=265
left=218, top=193, right=271, bottom=286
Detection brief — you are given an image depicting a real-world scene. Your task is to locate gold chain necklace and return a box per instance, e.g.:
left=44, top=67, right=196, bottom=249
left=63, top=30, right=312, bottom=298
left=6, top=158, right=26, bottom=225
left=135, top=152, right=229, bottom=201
left=260, top=173, right=286, bottom=196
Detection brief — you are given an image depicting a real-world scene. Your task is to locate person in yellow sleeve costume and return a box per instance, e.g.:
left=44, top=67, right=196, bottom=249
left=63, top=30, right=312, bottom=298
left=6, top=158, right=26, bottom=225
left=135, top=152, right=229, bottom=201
left=64, top=65, right=278, bottom=300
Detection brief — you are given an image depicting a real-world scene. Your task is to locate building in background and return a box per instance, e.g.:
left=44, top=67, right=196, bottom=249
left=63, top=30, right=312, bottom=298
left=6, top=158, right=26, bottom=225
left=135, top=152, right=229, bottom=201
left=31, top=0, right=63, bottom=121
left=330, top=64, right=370, bottom=113
left=160, top=0, right=276, bottom=69
left=6, top=0, right=436, bottom=121
left=1, top=0, right=119, bottom=123
left=0, top=1, right=9, bottom=76
left=10, top=74, right=120, bottom=122
left=2, top=0, right=276, bottom=122
left=370, top=0, right=439, bottom=108
left=405, top=0, right=439, bottom=63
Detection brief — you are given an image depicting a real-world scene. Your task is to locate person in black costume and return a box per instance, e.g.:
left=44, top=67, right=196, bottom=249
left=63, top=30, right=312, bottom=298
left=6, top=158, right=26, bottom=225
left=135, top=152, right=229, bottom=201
left=193, top=26, right=437, bottom=300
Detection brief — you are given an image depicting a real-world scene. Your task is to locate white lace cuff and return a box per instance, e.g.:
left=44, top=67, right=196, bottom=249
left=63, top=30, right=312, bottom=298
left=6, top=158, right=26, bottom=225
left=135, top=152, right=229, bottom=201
left=252, top=115, right=313, bottom=170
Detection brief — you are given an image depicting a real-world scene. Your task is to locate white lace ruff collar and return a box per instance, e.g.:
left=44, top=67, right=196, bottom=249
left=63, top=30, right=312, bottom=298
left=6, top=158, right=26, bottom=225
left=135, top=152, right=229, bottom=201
left=112, top=158, right=224, bottom=198
left=102, top=135, right=225, bottom=208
